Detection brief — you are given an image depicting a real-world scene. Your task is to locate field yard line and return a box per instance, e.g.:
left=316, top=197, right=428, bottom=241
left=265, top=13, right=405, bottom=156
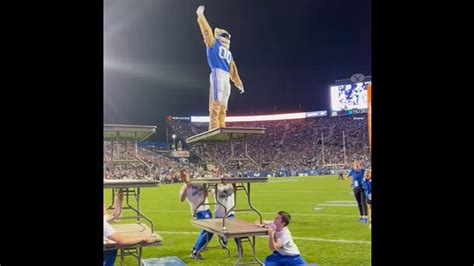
left=137, top=200, right=350, bottom=204
left=156, top=231, right=196, bottom=235
left=251, top=191, right=351, bottom=193
left=291, top=236, right=371, bottom=244
left=317, top=204, right=358, bottom=206
left=155, top=231, right=371, bottom=244
left=138, top=191, right=352, bottom=195
left=259, top=212, right=358, bottom=217
left=144, top=210, right=359, bottom=217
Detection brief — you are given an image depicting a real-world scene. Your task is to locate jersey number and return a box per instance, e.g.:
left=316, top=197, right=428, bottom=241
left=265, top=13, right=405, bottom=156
left=219, top=46, right=232, bottom=64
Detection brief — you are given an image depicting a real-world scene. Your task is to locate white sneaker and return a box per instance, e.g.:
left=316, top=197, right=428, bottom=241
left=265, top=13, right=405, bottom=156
left=190, top=251, right=203, bottom=260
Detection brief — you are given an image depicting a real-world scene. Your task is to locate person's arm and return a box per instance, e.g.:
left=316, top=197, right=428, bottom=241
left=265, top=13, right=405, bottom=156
left=111, top=190, right=123, bottom=220
left=230, top=60, right=244, bottom=93
left=104, top=206, right=113, bottom=221
left=267, top=227, right=283, bottom=250
left=180, top=183, right=189, bottom=202
left=347, top=170, right=354, bottom=186
left=255, top=220, right=274, bottom=227
left=104, top=217, right=155, bottom=246
left=362, top=178, right=368, bottom=192
left=196, top=6, right=214, bottom=48
left=107, top=232, right=156, bottom=246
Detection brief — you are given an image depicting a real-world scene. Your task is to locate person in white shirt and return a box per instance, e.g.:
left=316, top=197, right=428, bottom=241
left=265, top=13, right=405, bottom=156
left=258, top=211, right=307, bottom=266
left=210, top=174, right=243, bottom=256
left=179, top=168, right=213, bottom=260
left=103, top=191, right=156, bottom=266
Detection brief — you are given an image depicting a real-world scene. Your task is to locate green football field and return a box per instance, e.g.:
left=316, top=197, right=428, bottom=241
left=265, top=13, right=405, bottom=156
left=104, top=176, right=371, bottom=265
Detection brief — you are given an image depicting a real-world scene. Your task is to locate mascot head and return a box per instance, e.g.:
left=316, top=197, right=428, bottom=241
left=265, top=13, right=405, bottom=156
left=214, top=27, right=231, bottom=49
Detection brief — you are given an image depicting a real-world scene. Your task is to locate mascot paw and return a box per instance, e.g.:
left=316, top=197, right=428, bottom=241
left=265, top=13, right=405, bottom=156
left=196, top=5, right=205, bottom=16
left=238, top=85, right=244, bottom=94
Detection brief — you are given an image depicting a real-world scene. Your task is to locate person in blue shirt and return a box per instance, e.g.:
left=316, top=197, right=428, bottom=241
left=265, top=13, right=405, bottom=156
left=347, top=160, right=368, bottom=223
left=362, top=169, right=372, bottom=228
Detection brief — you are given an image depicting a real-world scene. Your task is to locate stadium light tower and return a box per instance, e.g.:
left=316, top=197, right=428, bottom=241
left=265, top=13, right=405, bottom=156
left=343, top=131, right=347, bottom=166
left=367, top=83, right=372, bottom=155
left=321, top=132, right=325, bottom=165
left=172, top=134, right=176, bottom=150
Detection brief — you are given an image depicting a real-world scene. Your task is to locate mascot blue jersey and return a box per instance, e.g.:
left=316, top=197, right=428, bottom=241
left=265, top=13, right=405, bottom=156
left=207, top=38, right=232, bottom=73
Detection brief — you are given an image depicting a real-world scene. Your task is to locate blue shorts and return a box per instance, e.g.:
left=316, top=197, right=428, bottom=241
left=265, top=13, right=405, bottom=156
left=264, top=250, right=306, bottom=266
left=103, top=249, right=117, bottom=266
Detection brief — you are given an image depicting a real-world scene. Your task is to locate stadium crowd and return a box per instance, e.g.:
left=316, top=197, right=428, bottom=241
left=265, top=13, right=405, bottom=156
left=104, top=115, right=370, bottom=180
left=167, top=115, right=371, bottom=172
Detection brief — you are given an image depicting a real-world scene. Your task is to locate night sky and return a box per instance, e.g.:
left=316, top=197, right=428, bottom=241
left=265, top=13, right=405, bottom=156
left=104, top=0, right=371, bottom=126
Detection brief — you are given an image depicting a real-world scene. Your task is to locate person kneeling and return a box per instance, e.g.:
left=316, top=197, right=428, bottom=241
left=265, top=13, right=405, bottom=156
left=260, top=211, right=306, bottom=266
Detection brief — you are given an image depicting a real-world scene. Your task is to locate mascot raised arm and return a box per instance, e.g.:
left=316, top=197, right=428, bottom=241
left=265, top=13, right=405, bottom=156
left=196, top=5, right=244, bottom=130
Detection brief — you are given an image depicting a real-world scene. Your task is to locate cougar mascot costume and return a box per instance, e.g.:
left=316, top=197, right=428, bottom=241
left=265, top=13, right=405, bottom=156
left=196, top=5, right=244, bottom=130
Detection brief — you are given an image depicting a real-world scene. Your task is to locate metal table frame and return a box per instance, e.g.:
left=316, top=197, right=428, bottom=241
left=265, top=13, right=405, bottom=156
left=104, top=223, right=162, bottom=266
left=189, top=177, right=268, bottom=265
left=104, top=180, right=159, bottom=233
left=104, top=124, right=157, bottom=179
left=185, top=127, right=268, bottom=265
left=186, top=127, right=266, bottom=175
left=190, top=178, right=267, bottom=227
left=191, top=218, right=268, bottom=265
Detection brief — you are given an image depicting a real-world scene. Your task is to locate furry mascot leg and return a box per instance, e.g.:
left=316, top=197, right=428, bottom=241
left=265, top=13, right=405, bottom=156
left=218, top=106, right=227, bottom=128
left=209, top=101, right=221, bottom=130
